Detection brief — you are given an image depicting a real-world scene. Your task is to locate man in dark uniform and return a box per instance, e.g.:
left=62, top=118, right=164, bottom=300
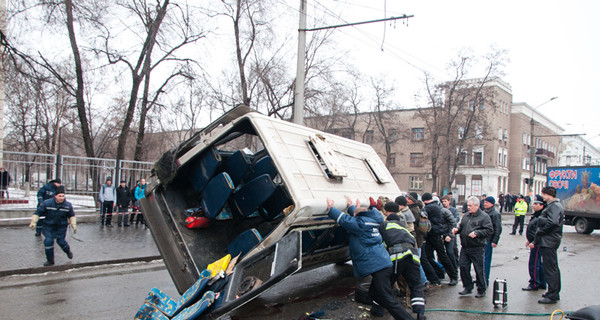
left=34, top=178, right=61, bottom=236
left=523, top=194, right=547, bottom=291
left=29, top=186, right=76, bottom=266
left=483, top=196, right=502, bottom=285
left=532, top=186, right=564, bottom=304
left=380, top=203, right=426, bottom=320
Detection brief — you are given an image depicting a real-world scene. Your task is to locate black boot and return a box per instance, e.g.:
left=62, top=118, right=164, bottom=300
left=44, top=260, right=55, bottom=266
left=67, top=251, right=73, bottom=259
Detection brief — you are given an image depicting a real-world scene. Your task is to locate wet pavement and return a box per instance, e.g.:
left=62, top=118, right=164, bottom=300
left=0, top=222, right=160, bottom=276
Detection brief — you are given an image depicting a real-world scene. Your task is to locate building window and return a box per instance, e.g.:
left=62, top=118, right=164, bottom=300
left=503, top=129, right=509, bottom=142
left=498, top=128, right=503, bottom=141
left=330, top=128, right=353, bottom=140
left=388, top=128, right=398, bottom=141
left=473, top=151, right=483, bottom=165
left=523, top=133, right=528, bottom=145
left=365, top=130, right=374, bottom=144
left=498, top=148, right=503, bottom=166
left=409, top=176, right=423, bottom=190
left=387, top=153, right=396, bottom=167
left=411, top=128, right=424, bottom=141
left=410, top=153, right=424, bottom=167
left=458, top=150, right=467, bottom=165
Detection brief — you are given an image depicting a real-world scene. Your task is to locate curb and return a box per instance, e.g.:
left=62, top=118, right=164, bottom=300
left=0, top=255, right=163, bottom=278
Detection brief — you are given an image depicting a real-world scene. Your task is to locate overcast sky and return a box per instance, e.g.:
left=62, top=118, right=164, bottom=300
left=299, top=0, right=599, bottom=147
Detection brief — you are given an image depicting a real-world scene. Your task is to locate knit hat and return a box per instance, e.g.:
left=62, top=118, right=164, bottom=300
left=421, top=192, right=433, bottom=202
left=395, top=196, right=407, bottom=207
left=484, top=196, right=496, bottom=205
left=384, top=201, right=400, bottom=213
left=533, top=194, right=545, bottom=204
left=541, top=186, right=557, bottom=198
left=50, top=178, right=61, bottom=184
left=55, top=186, right=66, bottom=195
left=106, top=177, right=112, bottom=182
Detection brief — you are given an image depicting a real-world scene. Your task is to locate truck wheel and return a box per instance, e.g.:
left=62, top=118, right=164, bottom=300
left=574, top=217, right=594, bottom=234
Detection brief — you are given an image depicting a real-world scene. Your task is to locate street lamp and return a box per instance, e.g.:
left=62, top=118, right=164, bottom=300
left=529, top=97, right=558, bottom=194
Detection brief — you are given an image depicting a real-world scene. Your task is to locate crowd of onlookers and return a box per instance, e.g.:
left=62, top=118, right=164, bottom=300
left=327, top=187, right=564, bottom=319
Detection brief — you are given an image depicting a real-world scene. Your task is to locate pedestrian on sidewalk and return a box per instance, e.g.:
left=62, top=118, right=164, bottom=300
left=0, top=167, right=11, bottom=199
left=35, top=178, right=61, bottom=236
left=98, top=177, right=117, bottom=227
left=116, top=180, right=132, bottom=227
left=29, top=185, right=76, bottom=266
left=132, top=178, right=147, bottom=227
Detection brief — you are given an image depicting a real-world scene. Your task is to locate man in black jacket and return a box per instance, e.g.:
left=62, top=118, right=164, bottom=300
left=422, top=192, right=458, bottom=286
left=116, top=180, right=133, bottom=227
left=483, top=196, right=502, bottom=285
left=531, top=187, right=564, bottom=304
left=452, top=196, right=493, bottom=298
left=523, top=195, right=546, bottom=291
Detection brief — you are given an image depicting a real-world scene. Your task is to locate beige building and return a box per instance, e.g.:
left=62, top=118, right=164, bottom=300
left=509, top=102, right=563, bottom=195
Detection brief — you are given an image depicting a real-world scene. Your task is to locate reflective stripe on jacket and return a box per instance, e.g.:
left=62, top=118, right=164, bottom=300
left=514, top=201, right=528, bottom=216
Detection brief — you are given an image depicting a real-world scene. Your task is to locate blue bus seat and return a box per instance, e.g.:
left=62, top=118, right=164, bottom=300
left=136, top=291, right=216, bottom=320
left=245, top=156, right=277, bottom=182
left=222, top=150, right=251, bottom=186
left=143, top=270, right=211, bottom=318
left=230, top=174, right=276, bottom=217
left=190, top=147, right=221, bottom=193
left=201, top=172, right=235, bottom=220
left=227, top=228, right=262, bottom=257
left=259, top=185, right=293, bottom=221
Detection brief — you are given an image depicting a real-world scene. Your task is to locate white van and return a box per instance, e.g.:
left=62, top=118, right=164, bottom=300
left=141, top=106, right=401, bottom=318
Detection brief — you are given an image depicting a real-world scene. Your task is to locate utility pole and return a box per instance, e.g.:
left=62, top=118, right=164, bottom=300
left=292, top=0, right=307, bottom=125
left=291, top=0, right=412, bottom=125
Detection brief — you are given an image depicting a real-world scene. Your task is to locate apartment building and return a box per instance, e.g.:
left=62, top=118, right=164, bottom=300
left=559, top=135, right=600, bottom=166
left=509, top=103, right=563, bottom=196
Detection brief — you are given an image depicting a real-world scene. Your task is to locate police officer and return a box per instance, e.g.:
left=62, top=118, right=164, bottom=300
left=34, top=178, right=61, bottom=236
left=29, top=186, right=77, bottom=266
left=380, top=202, right=426, bottom=320
left=511, top=195, right=528, bottom=235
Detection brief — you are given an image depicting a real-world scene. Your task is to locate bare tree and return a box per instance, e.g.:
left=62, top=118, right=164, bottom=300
left=369, top=77, right=398, bottom=167
left=417, top=48, right=507, bottom=192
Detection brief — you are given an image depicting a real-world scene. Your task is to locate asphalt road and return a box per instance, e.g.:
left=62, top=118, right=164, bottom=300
left=1, top=217, right=599, bottom=320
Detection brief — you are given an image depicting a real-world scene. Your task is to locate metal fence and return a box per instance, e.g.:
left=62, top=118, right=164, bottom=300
left=0, top=151, right=154, bottom=199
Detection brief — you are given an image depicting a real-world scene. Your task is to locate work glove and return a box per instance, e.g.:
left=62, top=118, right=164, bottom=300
left=69, top=216, right=77, bottom=234
left=29, top=215, right=40, bottom=230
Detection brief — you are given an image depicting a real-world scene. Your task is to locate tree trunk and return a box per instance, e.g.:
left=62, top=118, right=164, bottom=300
left=65, top=0, right=94, bottom=159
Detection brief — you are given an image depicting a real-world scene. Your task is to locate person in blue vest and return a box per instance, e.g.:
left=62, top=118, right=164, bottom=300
left=29, top=186, right=76, bottom=266
left=327, top=196, right=414, bottom=320
left=35, top=178, right=61, bottom=236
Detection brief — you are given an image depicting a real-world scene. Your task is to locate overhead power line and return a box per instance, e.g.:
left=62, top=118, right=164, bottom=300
left=299, top=15, right=413, bottom=32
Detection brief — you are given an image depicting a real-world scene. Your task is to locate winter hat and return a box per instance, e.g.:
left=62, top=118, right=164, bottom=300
left=55, top=186, right=66, bottom=195
left=384, top=201, right=400, bottom=213
left=395, top=196, right=408, bottom=207
left=106, top=177, right=112, bottom=182
left=50, top=178, right=61, bottom=184
left=533, top=194, right=545, bottom=204
left=409, top=192, right=419, bottom=201
left=541, top=186, right=557, bottom=198
left=484, top=196, right=496, bottom=205
left=421, top=192, right=433, bottom=202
